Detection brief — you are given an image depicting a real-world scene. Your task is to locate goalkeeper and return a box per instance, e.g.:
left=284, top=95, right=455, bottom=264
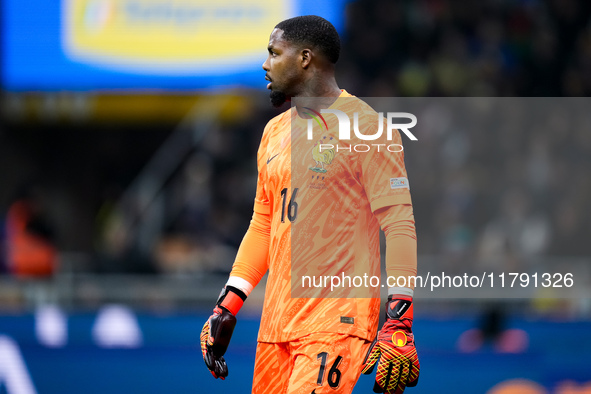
left=201, top=15, right=420, bottom=393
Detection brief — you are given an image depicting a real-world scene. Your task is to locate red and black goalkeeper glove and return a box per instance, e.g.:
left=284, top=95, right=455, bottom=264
left=361, top=296, right=420, bottom=393
left=200, top=286, right=246, bottom=379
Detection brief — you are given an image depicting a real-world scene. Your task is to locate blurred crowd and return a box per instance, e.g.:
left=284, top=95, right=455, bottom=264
left=402, top=98, right=591, bottom=281
left=1, top=0, right=590, bottom=281
left=339, top=0, right=591, bottom=97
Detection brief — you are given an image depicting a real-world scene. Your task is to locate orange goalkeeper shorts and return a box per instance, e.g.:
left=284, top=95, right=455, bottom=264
left=252, top=333, right=371, bottom=394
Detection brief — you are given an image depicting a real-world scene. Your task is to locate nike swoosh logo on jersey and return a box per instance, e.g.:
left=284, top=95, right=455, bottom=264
left=266, top=153, right=279, bottom=164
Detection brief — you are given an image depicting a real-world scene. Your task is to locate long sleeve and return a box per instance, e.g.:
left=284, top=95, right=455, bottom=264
left=374, top=204, right=417, bottom=291
left=226, top=206, right=271, bottom=295
left=226, top=117, right=275, bottom=295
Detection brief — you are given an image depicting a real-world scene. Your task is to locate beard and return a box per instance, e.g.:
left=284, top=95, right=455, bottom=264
left=269, top=90, right=288, bottom=108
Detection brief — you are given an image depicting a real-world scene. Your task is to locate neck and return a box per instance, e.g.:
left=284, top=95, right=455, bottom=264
left=293, top=71, right=341, bottom=115
left=299, top=71, right=341, bottom=98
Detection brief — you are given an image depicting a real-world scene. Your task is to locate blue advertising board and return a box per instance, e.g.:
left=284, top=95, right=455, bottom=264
left=0, top=309, right=589, bottom=393
left=1, top=0, right=348, bottom=91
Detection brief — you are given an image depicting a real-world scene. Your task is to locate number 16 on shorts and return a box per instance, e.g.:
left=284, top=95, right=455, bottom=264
left=316, top=352, right=343, bottom=389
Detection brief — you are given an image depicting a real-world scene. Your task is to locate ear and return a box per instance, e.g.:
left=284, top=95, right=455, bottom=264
left=301, top=49, right=312, bottom=69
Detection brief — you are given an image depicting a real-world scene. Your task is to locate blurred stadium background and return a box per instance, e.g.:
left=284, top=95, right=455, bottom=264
left=1, top=0, right=591, bottom=393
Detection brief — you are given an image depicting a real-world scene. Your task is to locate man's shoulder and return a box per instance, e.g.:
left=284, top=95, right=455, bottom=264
left=263, top=108, right=292, bottom=135
left=334, top=92, right=380, bottom=119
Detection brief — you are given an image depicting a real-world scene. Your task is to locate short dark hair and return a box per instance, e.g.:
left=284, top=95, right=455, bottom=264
left=275, top=15, right=340, bottom=64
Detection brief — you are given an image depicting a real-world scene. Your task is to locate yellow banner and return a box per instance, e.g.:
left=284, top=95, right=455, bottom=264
left=62, top=0, right=291, bottom=73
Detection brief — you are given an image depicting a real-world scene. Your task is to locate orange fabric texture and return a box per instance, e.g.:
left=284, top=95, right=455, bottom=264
left=229, top=91, right=416, bottom=343
left=229, top=210, right=271, bottom=289
left=252, top=333, right=371, bottom=394
left=375, top=204, right=418, bottom=289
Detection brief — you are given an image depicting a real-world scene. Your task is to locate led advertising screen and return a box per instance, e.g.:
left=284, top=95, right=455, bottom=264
left=2, top=0, right=347, bottom=91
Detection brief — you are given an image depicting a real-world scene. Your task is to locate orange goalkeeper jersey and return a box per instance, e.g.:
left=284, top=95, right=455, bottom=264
left=248, top=91, right=412, bottom=343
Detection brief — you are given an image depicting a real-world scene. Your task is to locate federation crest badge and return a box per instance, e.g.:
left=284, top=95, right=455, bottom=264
left=309, top=136, right=335, bottom=173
